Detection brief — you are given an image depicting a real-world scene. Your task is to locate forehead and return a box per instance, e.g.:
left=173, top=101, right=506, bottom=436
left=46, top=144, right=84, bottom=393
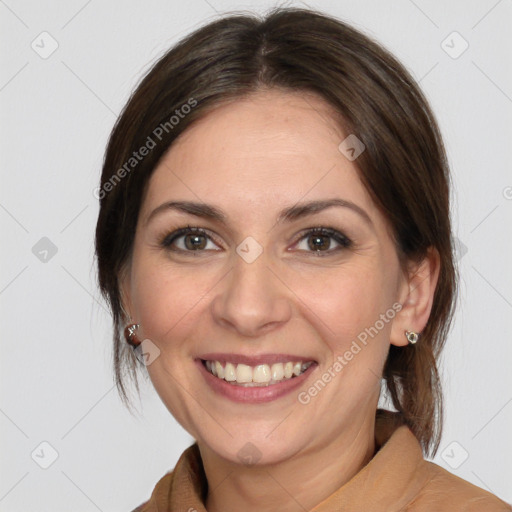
left=141, top=89, right=378, bottom=223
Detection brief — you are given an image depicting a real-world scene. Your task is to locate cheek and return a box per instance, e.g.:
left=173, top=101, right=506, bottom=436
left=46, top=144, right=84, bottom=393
left=293, top=262, right=396, bottom=354
left=130, top=257, right=212, bottom=343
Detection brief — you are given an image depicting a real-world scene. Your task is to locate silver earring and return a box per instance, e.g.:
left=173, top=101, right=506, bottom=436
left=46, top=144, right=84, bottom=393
left=124, top=323, right=141, bottom=347
left=405, top=330, right=419, bottom=344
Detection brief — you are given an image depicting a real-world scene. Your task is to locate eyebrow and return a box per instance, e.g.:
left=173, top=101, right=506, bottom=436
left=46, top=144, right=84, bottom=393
left=145, top=198, right=373, bottom=227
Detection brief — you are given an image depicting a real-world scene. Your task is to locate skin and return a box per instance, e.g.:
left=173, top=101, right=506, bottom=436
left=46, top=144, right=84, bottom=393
left=121, top=89, right=440, bottom=512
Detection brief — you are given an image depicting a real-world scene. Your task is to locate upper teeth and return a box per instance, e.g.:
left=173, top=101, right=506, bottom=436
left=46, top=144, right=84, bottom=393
left=204, top=360, right=313, bottom=386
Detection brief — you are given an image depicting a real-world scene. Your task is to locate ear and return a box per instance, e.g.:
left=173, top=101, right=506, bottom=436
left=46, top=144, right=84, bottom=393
left=390, top=247, right=441, bottom=347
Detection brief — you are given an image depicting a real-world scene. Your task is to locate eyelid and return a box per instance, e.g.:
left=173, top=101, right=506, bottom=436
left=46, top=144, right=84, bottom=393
left=159, top=225, right=352, bottom=255
left=160, top=225, right=223, bottom=250
left=291, top=226, right=352, bottom=253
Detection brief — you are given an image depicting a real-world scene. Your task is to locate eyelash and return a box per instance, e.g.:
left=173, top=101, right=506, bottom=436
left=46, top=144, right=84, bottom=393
left=159, top=225, right=352, bottom=256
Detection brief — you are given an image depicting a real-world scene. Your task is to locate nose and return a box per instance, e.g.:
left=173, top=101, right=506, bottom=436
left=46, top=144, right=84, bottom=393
left=210, top=250, right=292, bottom=337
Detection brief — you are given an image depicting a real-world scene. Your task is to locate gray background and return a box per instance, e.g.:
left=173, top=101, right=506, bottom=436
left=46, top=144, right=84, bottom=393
left=1, top=0, right=511, bottom=509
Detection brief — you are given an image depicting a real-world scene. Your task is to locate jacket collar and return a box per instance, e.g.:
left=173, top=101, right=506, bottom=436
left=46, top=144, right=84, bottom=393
left=142, top=410, right=430, bottom=511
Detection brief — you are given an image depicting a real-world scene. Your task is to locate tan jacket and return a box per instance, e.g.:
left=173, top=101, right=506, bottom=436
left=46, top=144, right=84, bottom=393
left=133, top=411, right=511, bottom=511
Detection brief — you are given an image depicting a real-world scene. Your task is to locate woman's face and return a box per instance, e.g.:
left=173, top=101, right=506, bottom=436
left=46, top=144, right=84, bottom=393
left=122, top=89, right=411, bottom=465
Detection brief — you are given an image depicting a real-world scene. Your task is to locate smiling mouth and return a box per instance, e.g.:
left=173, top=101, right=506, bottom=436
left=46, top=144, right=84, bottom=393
left=201, top=359, right=315, bottom=387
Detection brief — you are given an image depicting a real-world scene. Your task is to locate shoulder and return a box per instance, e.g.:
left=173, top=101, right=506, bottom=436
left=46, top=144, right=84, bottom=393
left=407, top=460, right=511, bottom=511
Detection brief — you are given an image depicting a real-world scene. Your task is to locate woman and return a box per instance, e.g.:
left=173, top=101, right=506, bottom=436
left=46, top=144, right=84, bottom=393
left=95, top=7, right=511, bottom=511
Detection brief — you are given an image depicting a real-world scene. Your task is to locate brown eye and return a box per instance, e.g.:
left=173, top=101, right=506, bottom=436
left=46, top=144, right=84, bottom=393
left=294, top=227, right=352, bottom=255
left=307, top=233, right=331, bottom=251
left=183, top=232, right=207, bottom=250
left=161, top=226, right=220, bottom=253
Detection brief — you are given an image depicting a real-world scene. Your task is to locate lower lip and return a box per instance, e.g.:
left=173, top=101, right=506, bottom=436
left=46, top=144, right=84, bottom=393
left=196, top=359, right=317, bottom=404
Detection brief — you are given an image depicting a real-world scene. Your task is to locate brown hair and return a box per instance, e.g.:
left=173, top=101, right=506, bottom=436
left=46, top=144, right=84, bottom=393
left=95, top=7, right=457, bottom=457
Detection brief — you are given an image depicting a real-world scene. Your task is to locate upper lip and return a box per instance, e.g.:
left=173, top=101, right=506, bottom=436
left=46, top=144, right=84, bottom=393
left=198, top=353, right=317, bottom=366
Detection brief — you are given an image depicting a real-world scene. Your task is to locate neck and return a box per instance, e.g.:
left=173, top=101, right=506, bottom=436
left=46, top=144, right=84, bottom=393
left=199, top=413, right=376, bottom=512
